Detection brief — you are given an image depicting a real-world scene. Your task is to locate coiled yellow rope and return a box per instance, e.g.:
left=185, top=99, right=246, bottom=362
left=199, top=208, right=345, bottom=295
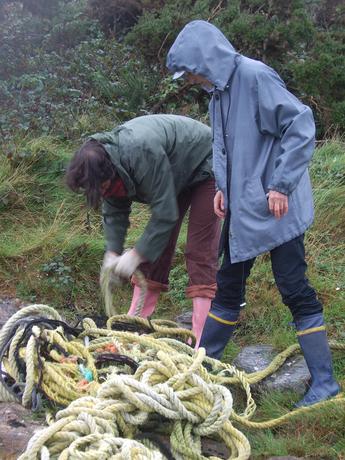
left=0, top=304, right=344, bottom=459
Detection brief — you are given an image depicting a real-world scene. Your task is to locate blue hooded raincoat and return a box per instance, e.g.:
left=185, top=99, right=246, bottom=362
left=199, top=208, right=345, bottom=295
left=167, top=20, right=316, bottom=263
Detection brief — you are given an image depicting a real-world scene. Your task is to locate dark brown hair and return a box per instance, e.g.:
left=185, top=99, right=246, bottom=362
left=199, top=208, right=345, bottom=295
left=66, top=139, right=116, bottom=209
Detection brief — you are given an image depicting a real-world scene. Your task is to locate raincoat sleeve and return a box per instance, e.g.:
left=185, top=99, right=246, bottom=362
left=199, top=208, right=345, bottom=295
left=102, top=198, right=132, bottom=254
left=256, top=69, right=315, bottom=195
left=130, top=146, right=179, bottom=263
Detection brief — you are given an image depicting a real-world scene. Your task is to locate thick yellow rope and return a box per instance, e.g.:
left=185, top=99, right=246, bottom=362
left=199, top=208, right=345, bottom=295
left=0, top=304, right=343, bottom=459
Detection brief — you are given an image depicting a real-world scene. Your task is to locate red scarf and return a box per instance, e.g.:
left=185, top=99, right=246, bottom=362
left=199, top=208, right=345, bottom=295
left=102, top=177, right=127, bottom=198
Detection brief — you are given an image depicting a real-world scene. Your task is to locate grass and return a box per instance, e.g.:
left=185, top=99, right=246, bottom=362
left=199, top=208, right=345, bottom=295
left=0, top=135, right=344, bottom=458
left=245, top=390, right=345, bottom=459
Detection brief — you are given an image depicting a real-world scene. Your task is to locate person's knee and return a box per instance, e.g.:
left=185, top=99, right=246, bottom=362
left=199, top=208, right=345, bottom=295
left=280, top=281, right=323, bottom=320
left=278, top=277, right=315, bottom=304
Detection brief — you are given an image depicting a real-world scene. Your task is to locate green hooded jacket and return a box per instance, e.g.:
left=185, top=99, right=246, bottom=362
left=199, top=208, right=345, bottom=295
left=90, top=114, right=213, bottom=262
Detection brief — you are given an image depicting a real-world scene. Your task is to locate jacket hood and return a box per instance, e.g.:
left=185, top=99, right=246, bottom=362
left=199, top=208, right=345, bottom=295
left=89, top=127, right=136, bottom=196
left=166, top=20, right=240, bottom=90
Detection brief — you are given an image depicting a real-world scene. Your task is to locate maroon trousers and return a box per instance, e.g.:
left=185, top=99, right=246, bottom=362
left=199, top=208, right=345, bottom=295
left=132, top=179, right=221, bottom=299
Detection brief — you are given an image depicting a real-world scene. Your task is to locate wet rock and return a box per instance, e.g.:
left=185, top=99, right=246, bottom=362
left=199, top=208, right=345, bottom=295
left=0, top=403, right=44, bottom=459
left=175, top=310, right=193, bottom=330
left=233, top=345, right=310, bottom=394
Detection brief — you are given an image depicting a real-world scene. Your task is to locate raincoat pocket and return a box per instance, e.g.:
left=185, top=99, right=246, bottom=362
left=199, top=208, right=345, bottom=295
left=244, top=177, right=270, bottom=218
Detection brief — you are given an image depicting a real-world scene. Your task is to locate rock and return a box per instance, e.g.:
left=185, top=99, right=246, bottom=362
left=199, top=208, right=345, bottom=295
left=233, top=345, right=274, bottom=373
left=14, top=298, right=23, bottom=308
left=201, top=437, right=229, bottom=458
left=0, top=403, right=44, bottom=459
left=146, top=434, right=229, bottom=459
left=0, top=297, right=29, bottom=329
left=175, top=310, right=193, bottom=330
left=0, top=297, right=23, bottom=327
left=262, top=356, right=311, bottom=394
left=233, top=345, right=310, bottom=394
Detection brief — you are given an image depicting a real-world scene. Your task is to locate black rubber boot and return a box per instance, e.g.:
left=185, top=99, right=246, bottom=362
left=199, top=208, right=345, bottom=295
left=199, top=304, right=240, bottom=360
left=295, top=313, right=340, bottom=407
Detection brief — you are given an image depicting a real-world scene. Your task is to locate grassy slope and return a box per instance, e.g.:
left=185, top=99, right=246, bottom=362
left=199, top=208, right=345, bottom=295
left=0, top=137, right=344, bottom=458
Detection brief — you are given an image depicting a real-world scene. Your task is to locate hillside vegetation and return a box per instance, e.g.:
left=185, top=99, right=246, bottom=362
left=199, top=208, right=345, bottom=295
left=1, top=0, right=345, bottom=142
left=0, top=0, right=344, bottom=458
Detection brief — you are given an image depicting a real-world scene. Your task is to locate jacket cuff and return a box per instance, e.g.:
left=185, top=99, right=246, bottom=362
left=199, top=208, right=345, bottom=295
left=106, top=240, right=123, bottom=254
left=267, top=184, right=290, bottom=195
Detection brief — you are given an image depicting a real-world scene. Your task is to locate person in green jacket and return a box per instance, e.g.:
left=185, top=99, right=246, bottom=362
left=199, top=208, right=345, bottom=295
left=66, top=114, right=221, bottom=347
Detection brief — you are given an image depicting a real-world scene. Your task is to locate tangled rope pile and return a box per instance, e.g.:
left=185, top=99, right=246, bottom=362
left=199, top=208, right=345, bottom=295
left=0, top=303, right=344, bottom=459
left=0, top=304, right=195, bottom=408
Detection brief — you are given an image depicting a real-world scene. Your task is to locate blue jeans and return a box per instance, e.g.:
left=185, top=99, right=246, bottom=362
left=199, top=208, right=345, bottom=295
left=213, top=234, right=322, bottom=321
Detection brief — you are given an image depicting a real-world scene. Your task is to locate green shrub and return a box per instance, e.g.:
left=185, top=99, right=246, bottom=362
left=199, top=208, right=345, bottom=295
left=87, top=0, right=142, bottom=38
left=126, top=0, right=344, bottom=135
left=0, top=0, right=344, bottom=138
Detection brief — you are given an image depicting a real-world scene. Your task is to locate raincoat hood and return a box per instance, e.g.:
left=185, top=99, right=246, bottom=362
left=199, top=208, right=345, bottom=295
left=166, top=20, right=240, bottom=90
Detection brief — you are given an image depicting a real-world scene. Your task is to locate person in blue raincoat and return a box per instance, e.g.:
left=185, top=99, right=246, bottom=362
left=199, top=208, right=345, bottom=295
left=167, top=20, right=340, bottom=407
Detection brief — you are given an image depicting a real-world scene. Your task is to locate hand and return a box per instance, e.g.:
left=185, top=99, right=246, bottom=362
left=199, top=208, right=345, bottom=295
left=214, top=190, right=225, bottom=218
left=102, top=251, right=120, bottom=270
left=268, top=190, right=289, bottom=219
left=100, top=251, right=122, bottom=286
left=114, top=248, right=144, bottom=280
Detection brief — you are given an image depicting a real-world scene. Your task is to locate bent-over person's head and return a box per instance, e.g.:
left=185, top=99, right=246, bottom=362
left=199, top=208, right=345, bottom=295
left=66, top=139, right=116, bottom=209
